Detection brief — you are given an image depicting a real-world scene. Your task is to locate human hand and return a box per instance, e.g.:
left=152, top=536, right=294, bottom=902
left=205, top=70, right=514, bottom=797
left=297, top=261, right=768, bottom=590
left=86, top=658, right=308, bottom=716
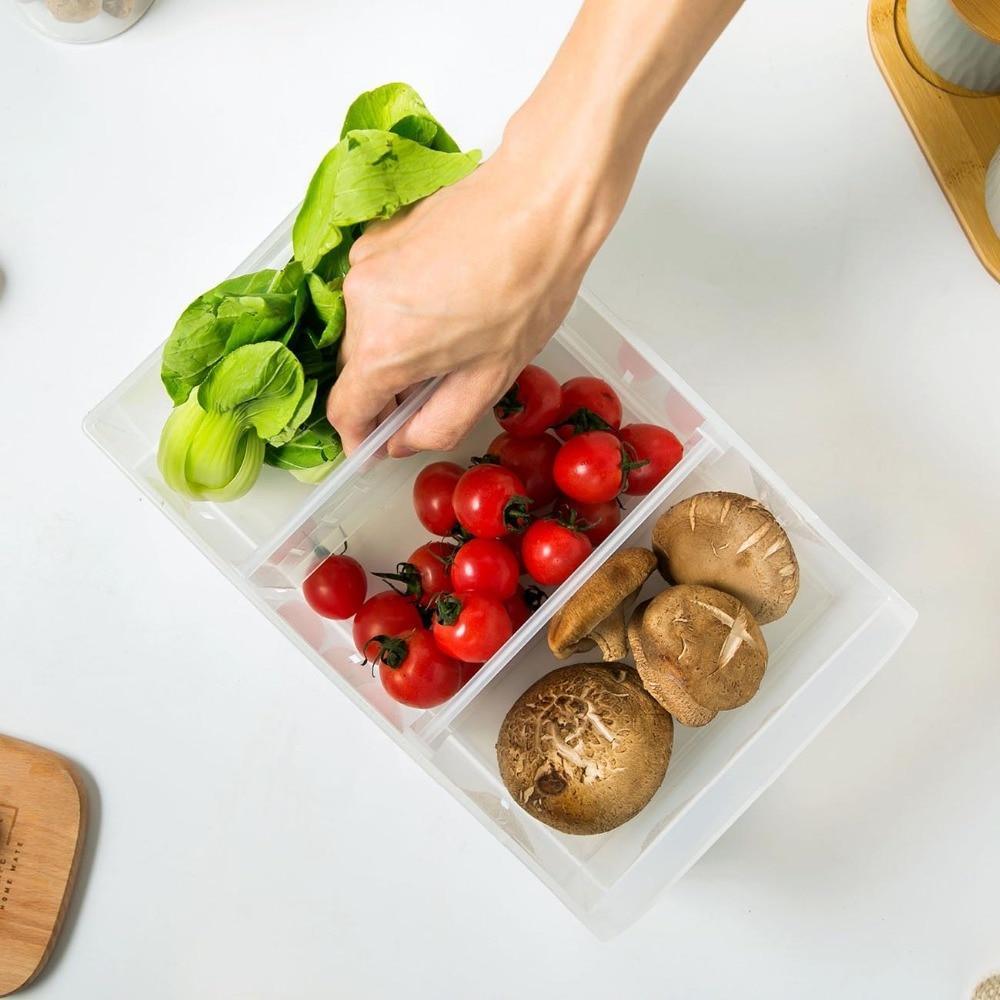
left=325, top=130, right=616, bottom=458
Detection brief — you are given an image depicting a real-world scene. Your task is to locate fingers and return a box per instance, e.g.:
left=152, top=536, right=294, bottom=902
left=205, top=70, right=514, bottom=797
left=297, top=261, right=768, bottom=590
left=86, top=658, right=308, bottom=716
left=387, top=361, right=511, bottom=458
left=326, top=360, right=400, bottom=456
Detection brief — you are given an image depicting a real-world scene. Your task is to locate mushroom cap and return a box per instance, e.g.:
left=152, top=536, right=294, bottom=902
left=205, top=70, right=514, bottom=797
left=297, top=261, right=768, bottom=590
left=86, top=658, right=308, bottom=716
left=640, top=584, right=768, bottom=711
left=628, top=602, right=717, bottom=727
left=651, top=492, right=799, bottom=624
left=547, top=548, right=657, bottom=660
left=496, top=663, right=673, bottom=835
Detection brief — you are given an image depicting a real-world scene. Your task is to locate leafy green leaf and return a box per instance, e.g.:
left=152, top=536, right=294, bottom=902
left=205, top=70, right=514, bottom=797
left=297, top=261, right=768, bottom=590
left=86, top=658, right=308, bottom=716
left=292, top=130, right=479, bottom=269
left=306, top=274, right=346, bottom=349
left=161, top=269, right=298, bottom=404
left=341, top=82, right=460, bottom=152
left=265, top=414, right=344, bottom=484
left=268, top=378, right=318, bottom=447
left=198, top=341, right=306, bottom=439
left=292, top=143, right=349, bottom=271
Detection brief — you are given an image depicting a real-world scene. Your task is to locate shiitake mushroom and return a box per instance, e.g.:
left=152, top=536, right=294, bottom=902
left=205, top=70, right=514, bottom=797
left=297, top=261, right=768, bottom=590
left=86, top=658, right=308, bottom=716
left=652, top=492, right=799, bottom=624
left=627, top=601, right=718, bottom=727
left=637, top=584, right=768, bottom=713
left=496, top=663, right=672, bottom=835
left=547, top=548, right=657, bottom=660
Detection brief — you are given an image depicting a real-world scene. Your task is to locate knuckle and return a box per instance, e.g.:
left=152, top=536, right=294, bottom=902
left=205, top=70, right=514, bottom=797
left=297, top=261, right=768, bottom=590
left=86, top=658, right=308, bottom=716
left=341, top=266, right=367, bottom=303
left=420, top=426, right=463, bottom=454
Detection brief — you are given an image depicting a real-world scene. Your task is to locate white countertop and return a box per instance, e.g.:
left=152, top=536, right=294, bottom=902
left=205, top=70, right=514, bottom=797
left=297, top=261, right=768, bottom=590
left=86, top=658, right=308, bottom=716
left=2, top=1, right=998, bottom=997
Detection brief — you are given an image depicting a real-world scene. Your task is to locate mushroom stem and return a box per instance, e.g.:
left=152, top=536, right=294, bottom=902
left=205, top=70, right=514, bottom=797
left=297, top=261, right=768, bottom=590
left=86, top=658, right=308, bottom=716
left=587, top=605, right=629, bottom=661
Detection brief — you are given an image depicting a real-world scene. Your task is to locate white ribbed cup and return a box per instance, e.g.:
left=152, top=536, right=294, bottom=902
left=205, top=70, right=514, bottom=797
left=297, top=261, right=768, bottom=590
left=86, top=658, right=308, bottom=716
left=907, top=0, right=1000, bottom=92
left=14, top=0, right=155, bottom=42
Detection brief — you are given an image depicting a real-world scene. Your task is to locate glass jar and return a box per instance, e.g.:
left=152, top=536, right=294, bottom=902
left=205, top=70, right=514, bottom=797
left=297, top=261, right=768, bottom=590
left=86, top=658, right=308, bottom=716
left=14, top=0, right=155, bottom=42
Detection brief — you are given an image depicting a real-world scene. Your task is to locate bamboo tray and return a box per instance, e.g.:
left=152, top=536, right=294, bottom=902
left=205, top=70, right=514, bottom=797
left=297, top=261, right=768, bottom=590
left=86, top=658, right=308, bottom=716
left=869, top=0, right=1000, bottom=281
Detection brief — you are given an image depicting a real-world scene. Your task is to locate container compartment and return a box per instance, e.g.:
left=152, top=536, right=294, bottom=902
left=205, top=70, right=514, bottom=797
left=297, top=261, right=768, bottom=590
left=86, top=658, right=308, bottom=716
left=242, top=304, right=712, bottom=734
left=418, top=443, right=914, bottom=934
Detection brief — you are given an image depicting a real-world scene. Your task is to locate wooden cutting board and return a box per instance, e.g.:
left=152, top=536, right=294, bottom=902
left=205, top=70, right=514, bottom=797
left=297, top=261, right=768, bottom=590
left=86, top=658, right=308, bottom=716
left=0, top=736, right=86, bottom=996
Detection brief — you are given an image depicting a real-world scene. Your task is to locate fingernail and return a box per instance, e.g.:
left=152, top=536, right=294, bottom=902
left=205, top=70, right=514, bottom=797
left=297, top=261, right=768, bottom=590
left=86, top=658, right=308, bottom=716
left=388, top=442, right=416, bottom=459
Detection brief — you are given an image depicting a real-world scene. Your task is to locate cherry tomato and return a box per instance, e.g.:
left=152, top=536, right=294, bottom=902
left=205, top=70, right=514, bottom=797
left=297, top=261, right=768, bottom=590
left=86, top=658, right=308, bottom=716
left=432, top=591, right=513, bottom=662
left=521, top=517, right=593, bottom=586
left=373, top=628, right=464, bottom=709
left=458, top=661, right=483, bottom=685
left=493, top=365, right=562, bottom=438
left=412, top=461, right=463, bottom=536
left=302, top=554, right=368, bottom=619
left=452, top=464, right=530, bottom=538
left=377, top=541, right=455, bottom=608
left=618, top=424, right=684, bottom=495
left=553, top=430, right=640, bottom=504
left=352, top=591, right=423, bottom=659
left=450, top=538, right=520, bottom=600
left=554, top=376, right=622, bottom=439
left=487, top=432, right=560, bottom=509
left=504, top=584, right=546, bottom=630
left=554, top=496, right=622, bottom=545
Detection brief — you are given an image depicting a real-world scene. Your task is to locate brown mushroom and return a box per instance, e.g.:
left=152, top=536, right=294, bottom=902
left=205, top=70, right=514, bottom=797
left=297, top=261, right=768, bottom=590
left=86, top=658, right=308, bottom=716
left=46, top=0, right=101, bottom=21
left=547, top=548, right=657, bottom=660
left=628, top=601, right=718, bottom=727
left=496, top=663, right=673, bottom=835
left=652, top=492, right=799, bottom=623
left=639, top=584, right=768, bottom=712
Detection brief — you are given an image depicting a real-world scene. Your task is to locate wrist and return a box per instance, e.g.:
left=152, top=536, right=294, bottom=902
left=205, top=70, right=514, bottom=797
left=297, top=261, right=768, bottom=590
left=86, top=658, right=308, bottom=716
left=496, top=102, right=636, bottom=267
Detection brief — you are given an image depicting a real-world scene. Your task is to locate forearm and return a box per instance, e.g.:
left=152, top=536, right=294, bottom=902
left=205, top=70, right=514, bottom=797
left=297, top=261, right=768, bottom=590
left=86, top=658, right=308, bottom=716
left=500, top=0, right=743, bottom=260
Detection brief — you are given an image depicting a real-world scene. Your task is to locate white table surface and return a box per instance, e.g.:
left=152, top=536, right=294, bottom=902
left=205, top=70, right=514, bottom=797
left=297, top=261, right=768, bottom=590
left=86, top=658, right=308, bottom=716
left=2, top=1, right=999, bottom=997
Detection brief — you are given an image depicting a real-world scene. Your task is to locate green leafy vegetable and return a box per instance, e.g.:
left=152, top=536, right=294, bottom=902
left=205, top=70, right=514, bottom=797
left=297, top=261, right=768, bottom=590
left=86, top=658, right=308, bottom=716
left=292, top=130, right=479, bottom=269
left=158, top=82, right=476, bottom=502
left=158, top=342, right=307, bottom=501
left=306, top=274, right=346, bottom=349
left=161, top=270, right=300, bottom=404
left=269, top=379, right=318, bottom=447
left=341, top=82, right=460, bottom=152
left=265, top=415, right=344, bottom=484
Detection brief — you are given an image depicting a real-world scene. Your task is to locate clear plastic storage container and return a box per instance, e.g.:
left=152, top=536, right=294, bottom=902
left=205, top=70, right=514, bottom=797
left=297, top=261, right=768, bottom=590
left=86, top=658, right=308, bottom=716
left=14, top=0, right=154, bottom=42
left=85, top=210, right=916, bottom=937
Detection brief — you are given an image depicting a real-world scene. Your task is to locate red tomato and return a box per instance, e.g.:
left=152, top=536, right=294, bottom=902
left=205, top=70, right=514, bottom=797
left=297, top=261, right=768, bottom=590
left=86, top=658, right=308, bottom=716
left=504, top=584, right=546, bottom=630
left=521, top=518, right=593, bottom=586
left=554, top=377, right=622, bottom=439
left=352, top=591, right=423, bottom=659
left=374, top=628, right=464, bottom=708
left=302, top=554, right=368, bottom=619
left=432, top=591, right=513, bottom=662
left=554, top=496, right=622, bottom=546
left=412, top=461, right=463, bottom=536
left=450, top=538, right=520, bottom=600
left=458, top=661, right=483, bottom=685
left=493, top=365, right=562, bottom=438
left=487, top=432, right=560, bottom=509
left=619, top=424, right=684, bottom=495
left=452, top=464, right=530, bottom=538
left=553, top=431, right=639, bottom=504
left=377, top=541, right=455, bottom=608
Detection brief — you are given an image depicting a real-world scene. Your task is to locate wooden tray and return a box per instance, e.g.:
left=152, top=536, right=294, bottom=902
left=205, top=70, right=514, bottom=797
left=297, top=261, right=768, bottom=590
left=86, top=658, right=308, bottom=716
left=869, top=0, right=1000, bottom=281
left=0, top=736, right=86, bottom=996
